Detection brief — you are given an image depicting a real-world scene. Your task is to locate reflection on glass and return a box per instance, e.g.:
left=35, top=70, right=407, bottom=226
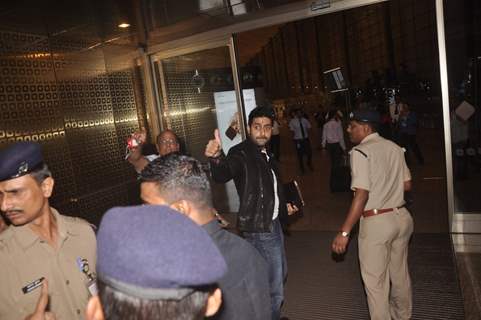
left=445, top=1, right=481, bottom=213
left=160, top=47, right=235, bottom=159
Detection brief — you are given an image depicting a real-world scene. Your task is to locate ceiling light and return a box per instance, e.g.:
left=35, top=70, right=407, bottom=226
left=118, top=23, right=130, bottom=28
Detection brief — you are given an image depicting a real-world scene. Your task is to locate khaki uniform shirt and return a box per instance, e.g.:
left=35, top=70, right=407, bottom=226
left=0, top=208, right=96, bottom=320
left=350, top=133, right=411, bottom=211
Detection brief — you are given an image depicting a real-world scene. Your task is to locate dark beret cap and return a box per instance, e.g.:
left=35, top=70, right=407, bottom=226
left=349, top=110, right=381, bottom=124
left=0, top=142, right=44, bottom=182
left=97, top=205, right=227, bottom=300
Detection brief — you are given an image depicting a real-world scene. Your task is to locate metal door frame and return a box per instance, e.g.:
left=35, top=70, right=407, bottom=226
left=149, top=35, right=247, bottom=140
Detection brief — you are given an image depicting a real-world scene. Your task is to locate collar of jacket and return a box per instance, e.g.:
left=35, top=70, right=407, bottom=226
left=245, top=138, right=273, bottom=159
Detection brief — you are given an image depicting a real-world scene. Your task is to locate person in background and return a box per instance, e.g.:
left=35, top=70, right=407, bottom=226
left=0, top=142, right=96, bottom=320
left=377, top=104, right=393, bottom=140
left=288, top=109, right=313, bottom=174
left=127, top=129, right=181, bottom=172
left=139, top=153, right=272, bottom=320
left=322, top=110, right=347, bottom=191
left=270, top=114, right=281, bottom=162
left=389, top=95, right=408, bottom=143
left=398, top=104, right=424, bottom=166
left=85, top=205, right=227, bottom=320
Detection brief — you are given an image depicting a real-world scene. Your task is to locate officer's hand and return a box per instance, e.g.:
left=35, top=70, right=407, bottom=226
left=331, top=234, right=349, bottom=255
left=287, top=203, right=299, bottom=216
left=25, top=280, right=56, bottom=320
left=205, top=129, right=222, bottom=158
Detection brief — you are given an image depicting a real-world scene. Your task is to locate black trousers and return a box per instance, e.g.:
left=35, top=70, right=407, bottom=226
left=327, top=142, right=345, bottom=192
left=294, top=138, right=312, bottom=172
left=327, top=142, right=343, bottom=169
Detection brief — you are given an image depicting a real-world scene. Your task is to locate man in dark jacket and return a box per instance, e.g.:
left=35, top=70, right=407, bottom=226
left=205, top=106, right=298, bottom=320
left=139, top=153, right=271, bottom=320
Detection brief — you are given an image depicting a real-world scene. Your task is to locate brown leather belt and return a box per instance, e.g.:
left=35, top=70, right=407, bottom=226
left=363, top=206, right=404, bottom=218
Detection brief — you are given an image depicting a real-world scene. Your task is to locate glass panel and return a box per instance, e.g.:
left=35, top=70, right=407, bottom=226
left=235, top=0, right=452, bottom=233
left=160, top=47, right=236, bottom=159
left=445, top=0, right=481, bottom=213
left=158, top=46, right=243, bottom=212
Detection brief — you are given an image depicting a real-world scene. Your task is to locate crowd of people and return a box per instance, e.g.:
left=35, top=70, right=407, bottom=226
left=0, top=105, right=414, bottom=320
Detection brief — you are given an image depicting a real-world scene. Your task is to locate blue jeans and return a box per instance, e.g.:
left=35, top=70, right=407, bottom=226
left=243, top=219, right=287, bottom=320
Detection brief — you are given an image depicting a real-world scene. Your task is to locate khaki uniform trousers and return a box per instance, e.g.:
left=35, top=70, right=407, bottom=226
left=358, top=207, right=414, bottom=320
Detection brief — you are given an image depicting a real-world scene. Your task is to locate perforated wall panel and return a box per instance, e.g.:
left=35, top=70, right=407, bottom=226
left=0, top=26, right=147, bottom=224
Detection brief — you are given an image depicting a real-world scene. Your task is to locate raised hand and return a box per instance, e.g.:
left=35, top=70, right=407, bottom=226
left=131, top=129, right=147, bottom=145
left=205, top=129, right=222, bottom=158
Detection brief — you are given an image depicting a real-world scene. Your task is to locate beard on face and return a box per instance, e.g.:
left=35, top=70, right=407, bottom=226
left=254, top=136, right=268, bottom=146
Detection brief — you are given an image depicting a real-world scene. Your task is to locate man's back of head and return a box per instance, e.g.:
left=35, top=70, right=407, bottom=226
left=90, top=205, right=227, bottom=320
left=139, top=153, right=213, bottom=215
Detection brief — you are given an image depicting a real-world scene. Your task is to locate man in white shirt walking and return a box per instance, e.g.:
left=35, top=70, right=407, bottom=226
left=322, top=110, right=347, bottom=192
left=289, top=109, right=313, bottom=174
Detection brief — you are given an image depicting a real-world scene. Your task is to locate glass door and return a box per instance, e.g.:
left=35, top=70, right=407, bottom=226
left=151, top=39, right=250, bottom=213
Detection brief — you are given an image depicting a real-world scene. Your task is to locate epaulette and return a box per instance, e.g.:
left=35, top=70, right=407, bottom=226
left=354, top=148, right=368, bottom=158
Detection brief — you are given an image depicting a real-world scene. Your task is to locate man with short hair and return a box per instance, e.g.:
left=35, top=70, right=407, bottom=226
left=205, top=106, right=298, bottom=319
left=0, top=142, right=97, bottom=320
left=332, top=110, right=413, bottom=320
left=85, top=204, right=226, bottom=320
left=139, top=153, right=272, bottom=320
left=127, top=129, right=181, bottom=172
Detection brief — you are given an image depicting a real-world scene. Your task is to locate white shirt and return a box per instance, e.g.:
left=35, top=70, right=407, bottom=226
left=133, top=154, right=159, bottom=173
left=289, top=117, right=311, bottom=139
left=322, top=119, right=346, bottom=150
left=389, top=102, right=406, bottom=123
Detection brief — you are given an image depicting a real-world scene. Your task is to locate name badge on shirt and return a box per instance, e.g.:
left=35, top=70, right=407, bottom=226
left=77, top=257, right=97, bottom=296
left=22, top=277, right=44, bottom=294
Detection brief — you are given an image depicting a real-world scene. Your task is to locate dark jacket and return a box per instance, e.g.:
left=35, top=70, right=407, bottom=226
left=210, top=138, right=288, bottom=232
left=203, top=220, right=271, bottom=320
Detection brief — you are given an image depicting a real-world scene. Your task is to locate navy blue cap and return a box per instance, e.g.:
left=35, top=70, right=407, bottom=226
left=349, top=110, right=381, bottom=124
left=0, top=142, right=44, bottom=182
left=97, top=205, right=227, bottom=300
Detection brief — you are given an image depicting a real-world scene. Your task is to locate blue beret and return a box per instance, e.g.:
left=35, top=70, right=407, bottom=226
left=97, top=205, right=227, bottom=300
left=349, top=110, right=381, bottom=124
left=0, top=142, right=44, bottom=182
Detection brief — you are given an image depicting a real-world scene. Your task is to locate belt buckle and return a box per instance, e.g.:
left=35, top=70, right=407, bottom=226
left=373, top=209, right=378, bottom=215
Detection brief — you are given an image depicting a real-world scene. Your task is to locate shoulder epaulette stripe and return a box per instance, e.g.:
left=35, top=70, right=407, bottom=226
left=354, top=148, right=368, bottom=158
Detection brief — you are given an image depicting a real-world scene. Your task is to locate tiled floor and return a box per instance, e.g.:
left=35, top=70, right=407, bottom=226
left=282, top=232, right=464, bottom=319
left=456, top=251, right=481, bottom=320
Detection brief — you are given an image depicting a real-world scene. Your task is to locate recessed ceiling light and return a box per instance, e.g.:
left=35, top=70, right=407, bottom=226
left=118, top=23, right=130, bottom=28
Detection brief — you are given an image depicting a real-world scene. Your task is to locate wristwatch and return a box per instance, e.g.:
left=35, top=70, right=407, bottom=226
left=340, top=231, right=350, bottom=237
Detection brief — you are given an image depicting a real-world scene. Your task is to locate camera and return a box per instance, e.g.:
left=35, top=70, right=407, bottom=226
left=127, top=137, right=140, bottom=149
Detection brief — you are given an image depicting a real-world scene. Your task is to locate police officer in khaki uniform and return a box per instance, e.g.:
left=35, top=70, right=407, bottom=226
left=0, top=142, right=97, bottom=320
left=332, top=110, right=413, bottom=320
